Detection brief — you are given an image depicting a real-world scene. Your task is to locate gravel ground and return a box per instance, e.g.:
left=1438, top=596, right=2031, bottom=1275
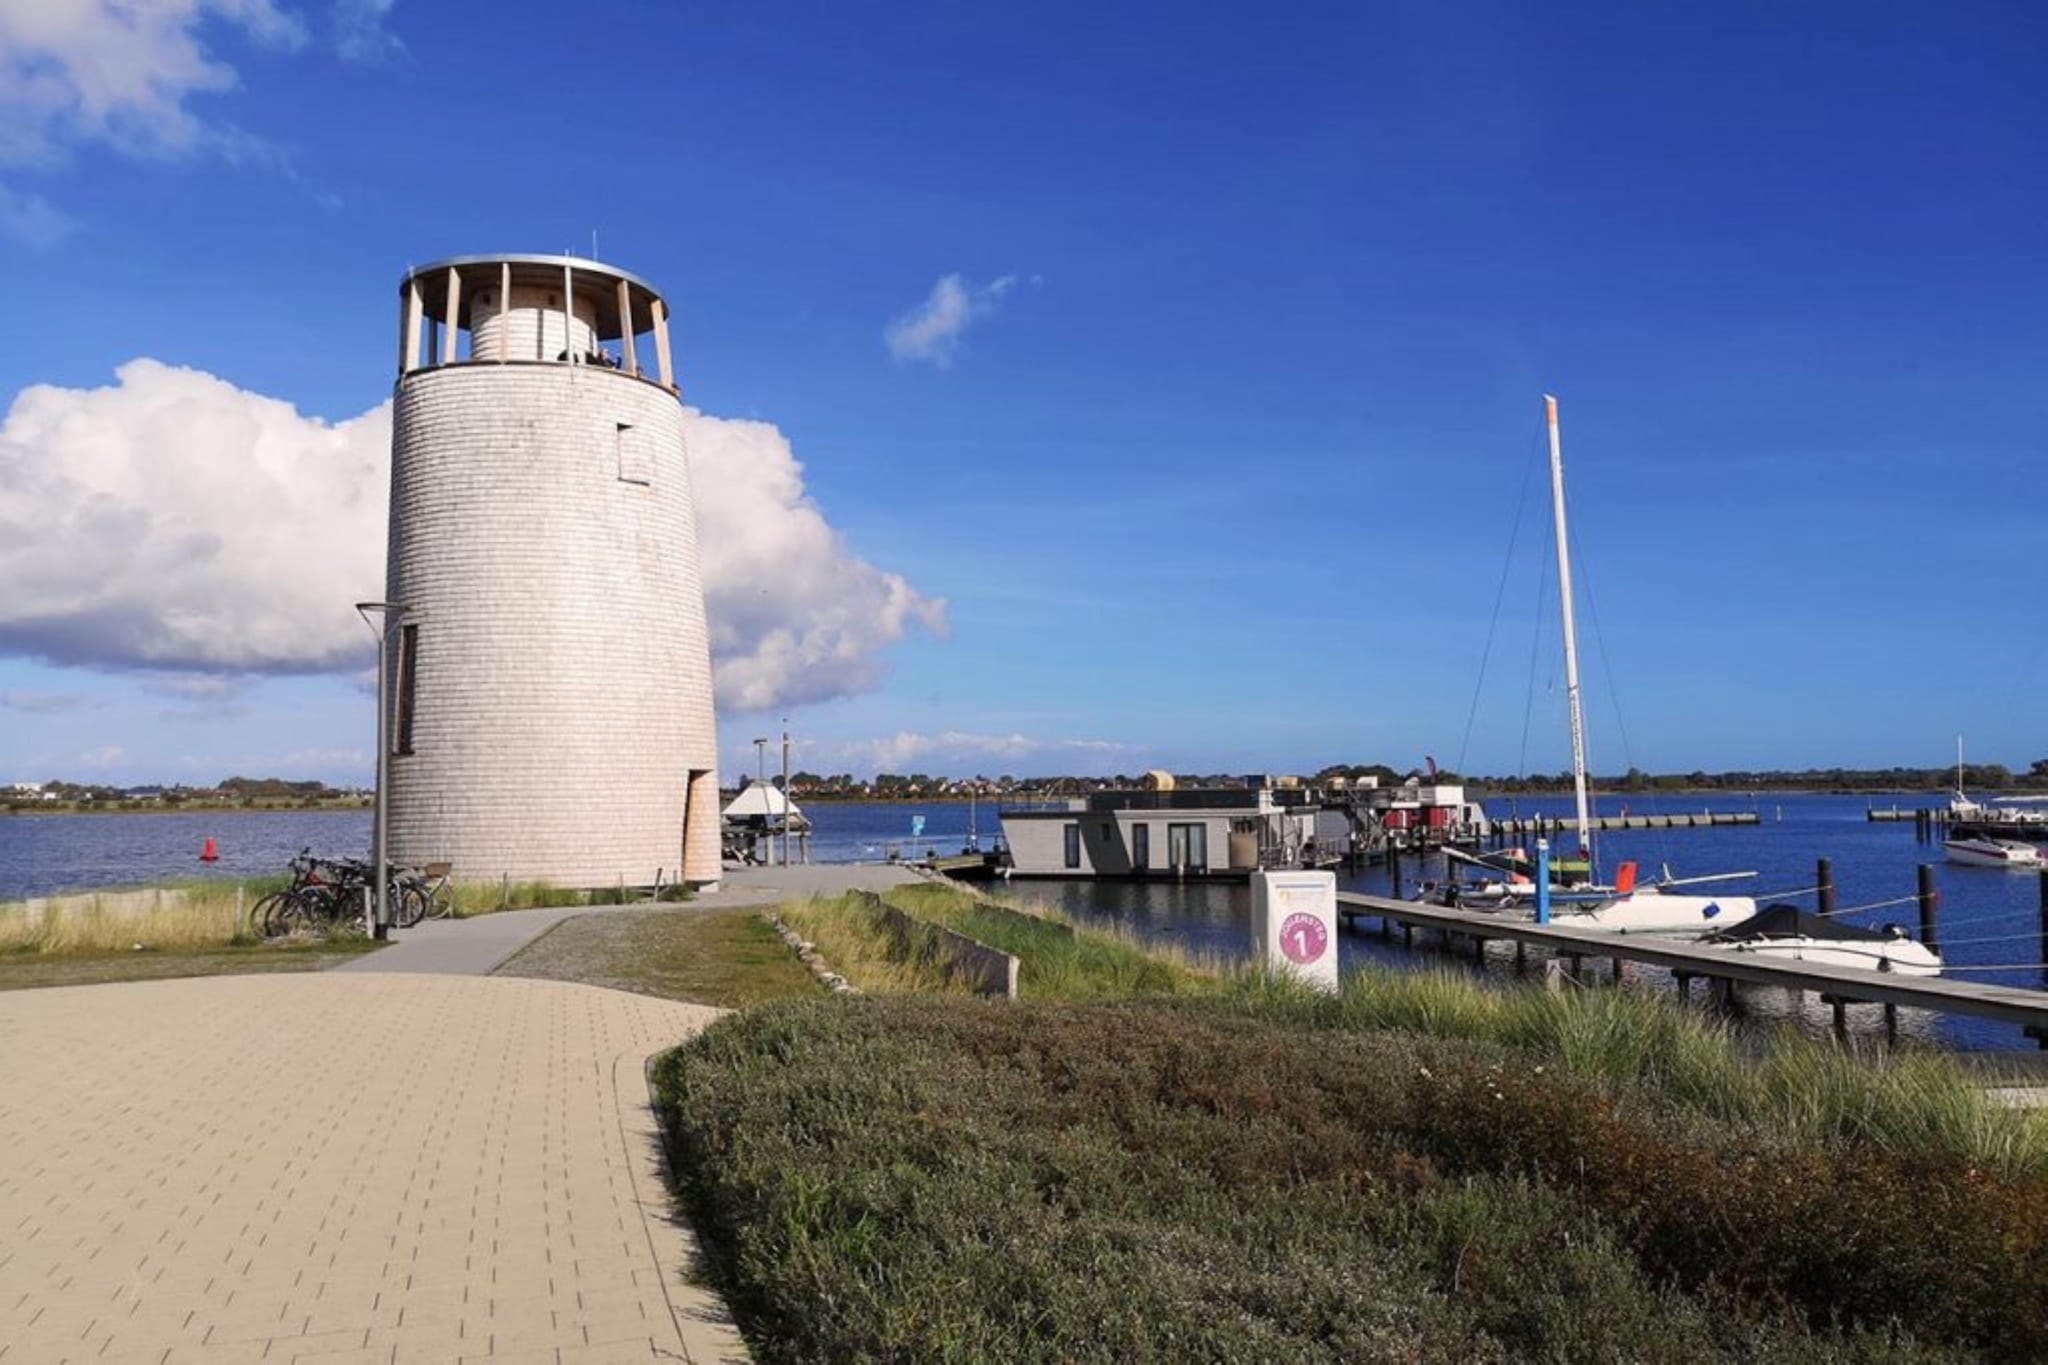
left=493, top=904, right=821, bottom=1008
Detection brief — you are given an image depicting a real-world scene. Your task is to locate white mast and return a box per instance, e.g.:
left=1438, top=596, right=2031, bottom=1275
left=1545, top=395, right=1594, bottom=861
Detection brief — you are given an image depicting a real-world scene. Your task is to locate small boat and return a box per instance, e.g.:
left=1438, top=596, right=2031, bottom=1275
left=1944, top=835, right=2044, bottom=869
left=1701, top=903, right=1942, bottom=976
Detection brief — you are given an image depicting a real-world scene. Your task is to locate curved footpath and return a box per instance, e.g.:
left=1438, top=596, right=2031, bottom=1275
left=0, top=865, right=923, bottom=1363
left=0, top=972, right=744, bottom=1364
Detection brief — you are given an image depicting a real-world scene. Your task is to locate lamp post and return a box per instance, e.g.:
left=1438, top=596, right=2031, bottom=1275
left=356, top=602, right=408, bottom=940
left=752, top=736, right=768, bottom=864
left=780, top=721, right=792, bottom=866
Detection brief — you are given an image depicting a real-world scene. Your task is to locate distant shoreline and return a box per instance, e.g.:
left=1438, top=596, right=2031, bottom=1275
left=2, top=801, right=372, bottom=819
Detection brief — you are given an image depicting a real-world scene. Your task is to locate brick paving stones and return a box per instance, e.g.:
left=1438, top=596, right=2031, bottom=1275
left=0, top=974, right=746, bottom=1363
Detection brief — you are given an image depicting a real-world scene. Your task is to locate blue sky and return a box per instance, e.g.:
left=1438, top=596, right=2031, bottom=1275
left=2, top=0, right=2045, bottom=786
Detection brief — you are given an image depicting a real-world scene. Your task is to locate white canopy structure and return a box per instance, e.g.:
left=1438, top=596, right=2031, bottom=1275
left=723, top=780, right=802, bottom=821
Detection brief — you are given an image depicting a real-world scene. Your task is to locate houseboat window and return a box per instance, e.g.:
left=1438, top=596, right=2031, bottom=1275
left=1132, top=823, right=1149, bottom=870
left=1167, top=822, right=1207, bottom=872
left=1063, top=823, right=1081, bottom=869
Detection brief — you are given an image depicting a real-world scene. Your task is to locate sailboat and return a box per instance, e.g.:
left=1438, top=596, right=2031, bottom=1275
left=1504, top=397, right=1759, bottom=936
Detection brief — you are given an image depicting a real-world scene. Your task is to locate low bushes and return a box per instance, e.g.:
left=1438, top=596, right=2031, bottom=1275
left=657, top=995, right=2022, bottom=1361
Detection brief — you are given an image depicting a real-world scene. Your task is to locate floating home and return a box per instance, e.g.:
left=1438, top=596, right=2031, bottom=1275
left=1000, top=784, right=1352, bottom=879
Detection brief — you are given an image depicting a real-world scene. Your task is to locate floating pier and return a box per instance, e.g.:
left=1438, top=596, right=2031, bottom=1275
left=1490, top=811, right=1758, bottom=836
left=1334, top=890, right=2048, bottom=1043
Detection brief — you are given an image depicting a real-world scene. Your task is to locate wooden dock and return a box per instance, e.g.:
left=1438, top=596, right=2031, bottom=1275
left=1335, top=892, right=2048, bottom=1038
left=1490, top=811, right=1758, bottom=835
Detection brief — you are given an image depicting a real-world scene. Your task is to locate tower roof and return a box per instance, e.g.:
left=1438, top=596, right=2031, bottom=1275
left=399, top=254, right=665, bottom=340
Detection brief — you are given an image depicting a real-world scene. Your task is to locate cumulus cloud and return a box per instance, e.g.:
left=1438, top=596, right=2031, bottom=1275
left=76, top=743, right=125, bottom=769
left=840, top=730, right=1128, bottom=775
left=883, top=273, right=1015, bottom=367
left=0, top=361, right=944, bottom=711
left=0, top=359, right=389, bottom=673
left=0, top=0, right=306, bottom=165
left=686, top=411, right=948, bottom=709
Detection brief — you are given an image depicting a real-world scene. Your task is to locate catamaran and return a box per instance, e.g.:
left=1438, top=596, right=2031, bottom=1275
left=1700, top=903, right=1942, bottom=976
left=1440, top=397, right=1759, bottom=936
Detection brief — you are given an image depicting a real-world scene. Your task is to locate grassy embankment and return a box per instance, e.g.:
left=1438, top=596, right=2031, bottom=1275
left=0, top=877, right=380, bottom=988
left=0, top=875, right=644, bottom=989
left=655, top=880, right=2048, bottom=1361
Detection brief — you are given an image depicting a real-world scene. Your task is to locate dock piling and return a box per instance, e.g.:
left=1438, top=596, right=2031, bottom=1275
left=1817, top=858, right=1835, bottom=916
left=2039, top=868, right=2048, bottom=972
left=1917, top=864, right=1940, bottom=954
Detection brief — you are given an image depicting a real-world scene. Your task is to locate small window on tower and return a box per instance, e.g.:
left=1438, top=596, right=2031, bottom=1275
left=616, top=421, right=651, bottom=486
left=393, top=624, right=419, bottom=756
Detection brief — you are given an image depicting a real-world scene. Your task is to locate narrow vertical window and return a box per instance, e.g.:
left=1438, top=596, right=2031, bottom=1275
left=1132, top=823, right=1149, bottom=871
left=393, top=623, right=418, bottom=756
left=1063, top=823, right=1081, bottom=869
left=616, top=421, right=651, bottom=485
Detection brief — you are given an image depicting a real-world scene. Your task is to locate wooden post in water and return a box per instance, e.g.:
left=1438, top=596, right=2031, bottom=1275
left=1388, top=847, right=1403, bottom=900
left=1917, top=864, right=1940, bottom=954
left=2038, top=868, right=2048, bottom=971
left=1817, top=858, right=1836, bottom=916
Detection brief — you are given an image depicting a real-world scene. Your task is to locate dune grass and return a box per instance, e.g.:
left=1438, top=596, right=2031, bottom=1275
left=778, top=882, right=1212, bottom=999
left=0, top=877, right=288, bottom=955
left=1210, top=966, right=2048, bottom=1179
left=660, top=995, right=2027, bottom=1362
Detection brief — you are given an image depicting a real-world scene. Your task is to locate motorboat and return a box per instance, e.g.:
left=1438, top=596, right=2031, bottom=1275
left=1944, top=835, right=2044, bottom=870
left=1701, top=903, right=1942, bottom=976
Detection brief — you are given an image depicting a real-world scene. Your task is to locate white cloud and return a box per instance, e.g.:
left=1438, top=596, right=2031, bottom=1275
left=0, top=182, right=74, bottom=245
left=331, top=0, right=400, bottom=63
left=76, top=743, right=125, bottom=769
left=0, top=361, right=944, bottom=711
left=839, top=730, right=1128, bottom=775
left=686, top=410, right=948, bottom=710
left=0, top=0, right=307, bottom=165
left=0, top=359, right=389, bottom=673
left=0, top=689, right=93, bottom=714
left=883, top=273, right=1016, bottom=367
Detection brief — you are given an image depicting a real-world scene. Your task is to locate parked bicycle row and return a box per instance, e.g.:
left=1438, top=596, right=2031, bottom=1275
left=248, top=847, right=450, bottom=939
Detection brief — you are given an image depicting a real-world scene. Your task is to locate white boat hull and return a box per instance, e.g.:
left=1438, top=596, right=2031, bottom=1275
left=1944, top=838, right=2043, bottom=870
left=1719, top=937, right=1942, bottom=977
left=1553, top=891, right=1757, bottom=936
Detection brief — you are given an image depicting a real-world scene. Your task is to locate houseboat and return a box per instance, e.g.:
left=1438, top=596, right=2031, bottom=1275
left=1000, top=776, right=1351, bottom=879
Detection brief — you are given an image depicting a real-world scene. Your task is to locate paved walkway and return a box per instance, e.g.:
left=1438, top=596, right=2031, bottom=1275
left=0, top=974, right=746, bottom=1364
left=339, top=863, right=926, bottom=977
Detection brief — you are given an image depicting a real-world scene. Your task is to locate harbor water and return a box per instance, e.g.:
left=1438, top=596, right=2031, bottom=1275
left=5, top=792, right=2043, bottom=1049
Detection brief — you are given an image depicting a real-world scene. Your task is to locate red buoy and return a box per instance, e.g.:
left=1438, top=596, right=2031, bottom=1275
left=200, top=837, right=219, bottom=863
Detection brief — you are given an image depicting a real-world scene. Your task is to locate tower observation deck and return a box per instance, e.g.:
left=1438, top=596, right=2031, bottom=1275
left=383, top=254, right=721, bottom=889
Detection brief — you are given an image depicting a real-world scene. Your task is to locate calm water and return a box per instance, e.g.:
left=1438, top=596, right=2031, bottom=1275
left=6, top=792, right=2040, bottom=1050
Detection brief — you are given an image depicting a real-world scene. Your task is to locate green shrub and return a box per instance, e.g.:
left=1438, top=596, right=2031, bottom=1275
left=657, top=997, right=1972, bottom=1362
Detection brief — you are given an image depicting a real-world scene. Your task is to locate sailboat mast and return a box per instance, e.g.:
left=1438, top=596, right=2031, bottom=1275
left=1545, top=395, right=1594, bottom=861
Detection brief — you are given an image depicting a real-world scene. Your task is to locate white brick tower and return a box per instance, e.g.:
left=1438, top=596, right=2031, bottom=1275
left=384, top=255, right=721, bottom=889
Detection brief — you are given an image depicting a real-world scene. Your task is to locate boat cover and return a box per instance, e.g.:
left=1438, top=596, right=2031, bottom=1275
left=1701, top=903, right=1894, bottom=945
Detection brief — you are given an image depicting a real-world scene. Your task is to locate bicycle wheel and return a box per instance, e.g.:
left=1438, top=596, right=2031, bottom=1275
left=393, top=885, right=428, bottom=929
left=249, top=891, right=288, bottom=939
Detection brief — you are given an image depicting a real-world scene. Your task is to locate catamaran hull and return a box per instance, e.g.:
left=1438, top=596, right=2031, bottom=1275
left=1553, top=893, right=1758, bottom=937
left=1718, top=938, right=1942, bottom=977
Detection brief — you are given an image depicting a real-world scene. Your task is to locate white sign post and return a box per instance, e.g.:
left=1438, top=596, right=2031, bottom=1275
left=1252, top=870, right=1339, bottom=993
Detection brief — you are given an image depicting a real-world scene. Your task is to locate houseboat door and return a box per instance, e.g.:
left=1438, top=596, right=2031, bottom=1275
left=1167, top=822, right=1208, bottom=874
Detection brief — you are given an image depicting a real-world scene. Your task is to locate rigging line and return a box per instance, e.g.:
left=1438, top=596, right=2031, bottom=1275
left=1939, top=961, right=2048, bottom=972
left=1916, top=927, right=2048, bottom=948
left=1515, top=462, right=1557, bottom=788
left=1815, top=893, right=1923, bottom=916
left=1455, top=415, right=1547, bottom=776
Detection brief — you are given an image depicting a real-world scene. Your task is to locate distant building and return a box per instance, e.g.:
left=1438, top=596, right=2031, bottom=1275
left=383, top=254, right=721, bottom=889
